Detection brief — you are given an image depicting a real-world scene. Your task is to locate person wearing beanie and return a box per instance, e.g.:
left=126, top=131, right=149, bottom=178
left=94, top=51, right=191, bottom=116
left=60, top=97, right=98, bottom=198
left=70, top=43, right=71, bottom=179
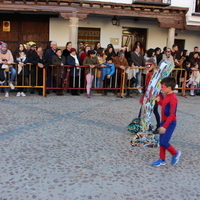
left=0, top=43, right=16, bottom=97
left=101, top=57, right=116, bottom=95
left=83, top=49, right=100, bottom=98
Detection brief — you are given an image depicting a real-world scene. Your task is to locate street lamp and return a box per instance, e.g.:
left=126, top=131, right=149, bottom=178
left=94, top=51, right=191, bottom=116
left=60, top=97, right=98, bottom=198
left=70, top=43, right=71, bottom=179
left=111, top=16, right=118, bottom=26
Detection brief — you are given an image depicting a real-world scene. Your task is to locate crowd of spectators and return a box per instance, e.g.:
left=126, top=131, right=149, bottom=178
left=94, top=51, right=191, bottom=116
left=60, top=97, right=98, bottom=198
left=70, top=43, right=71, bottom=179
left=0, top=40, right=200, bottom=97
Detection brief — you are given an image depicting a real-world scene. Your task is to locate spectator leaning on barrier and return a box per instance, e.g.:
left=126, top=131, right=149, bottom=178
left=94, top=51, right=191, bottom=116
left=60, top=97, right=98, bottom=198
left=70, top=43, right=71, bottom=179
left=51, top=49, right=66, bottom=96
left=0, top=43, right=16, bottom=97
left=96, top=48, right=107, bottom=90
left=66, top=48, right=80, bottom=96
left=117, top=45, right=131, bottom=61
left=45, top=41, right=58, bottom=93
left=113, top=51, right=129, bottom=88
left=13, top=43, right=29, bottom=97
left=101, top=56, right=116, bottom=96
left=130, top=45, right=145, bottom=89
left=29, top=47, right=51, bottom=95
left=162, top=48, right=174, bottom=66
left=83, top=49, right=100, bottom=98
left=80, top=45, right=91, bottom=64
left=186, top=62, right=200, bottom=96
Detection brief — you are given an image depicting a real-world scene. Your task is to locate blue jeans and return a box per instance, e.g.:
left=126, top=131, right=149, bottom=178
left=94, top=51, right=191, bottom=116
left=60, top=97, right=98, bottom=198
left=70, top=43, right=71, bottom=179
left=195, top=83, right=200, bottom=94
left=136, top=71, right=141, bottom=86
left=3, top=67, right=16, bottom=92
left=96, top=77, right=102, bottom=88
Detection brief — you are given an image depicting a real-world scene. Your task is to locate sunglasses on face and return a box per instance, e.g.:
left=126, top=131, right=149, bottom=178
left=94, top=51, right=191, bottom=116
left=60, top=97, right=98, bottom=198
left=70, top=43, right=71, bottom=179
left=166, top=51, right=171, bottom=53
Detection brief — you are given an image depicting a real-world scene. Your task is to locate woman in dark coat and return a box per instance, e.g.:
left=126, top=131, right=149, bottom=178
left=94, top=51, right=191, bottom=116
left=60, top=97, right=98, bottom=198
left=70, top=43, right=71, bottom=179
left=51, top=49, right=66, bottom=95
left=66, top=48, right=81, bottom=95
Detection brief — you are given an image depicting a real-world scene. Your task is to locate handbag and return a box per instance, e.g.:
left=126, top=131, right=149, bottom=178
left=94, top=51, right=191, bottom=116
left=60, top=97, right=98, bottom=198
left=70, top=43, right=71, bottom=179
left=130, top=76, right=136, bottom=85
left=62, top=68, right=70, bottom=90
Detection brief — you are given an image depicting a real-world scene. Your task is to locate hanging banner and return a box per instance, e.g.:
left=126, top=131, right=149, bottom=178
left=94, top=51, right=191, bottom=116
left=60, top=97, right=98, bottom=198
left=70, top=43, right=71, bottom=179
left=3, top=21, right=10, bottom=32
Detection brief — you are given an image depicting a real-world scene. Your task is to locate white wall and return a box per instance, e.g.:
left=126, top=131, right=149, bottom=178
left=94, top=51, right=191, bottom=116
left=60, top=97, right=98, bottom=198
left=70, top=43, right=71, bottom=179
left=174, top=29, right=200, bottom=51
left=49, top=17, right=69, bottom=47
left=171, top=0, right=191, bottom=7
left=50, top=15, right=200, bottom=52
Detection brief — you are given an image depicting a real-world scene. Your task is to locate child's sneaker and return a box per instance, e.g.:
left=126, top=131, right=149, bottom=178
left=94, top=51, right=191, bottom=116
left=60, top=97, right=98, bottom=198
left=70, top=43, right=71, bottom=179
left=20, top=92, right=26, bottom=97
left=136, top=85, right=142, bottom=93
left=16, top=92, right=21, bottom=97
left=5, top=92, right=9, bottom=97
left=9, top=83, right=15, bottom=89
left=171, top=151, right=181, bottom=165
left=151, top=159, right=166, bottom=167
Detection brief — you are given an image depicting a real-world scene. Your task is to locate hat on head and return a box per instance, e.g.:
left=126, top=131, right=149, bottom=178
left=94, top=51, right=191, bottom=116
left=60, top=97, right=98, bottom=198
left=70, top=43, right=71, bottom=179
left=70, top=48, right=76, bottom=53
left=1, top=43, right=8, bottom=47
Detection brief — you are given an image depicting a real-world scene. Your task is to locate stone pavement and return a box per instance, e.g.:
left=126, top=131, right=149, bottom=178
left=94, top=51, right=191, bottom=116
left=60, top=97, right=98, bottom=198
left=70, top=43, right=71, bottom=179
left=0, top=92, right=200, bottom=200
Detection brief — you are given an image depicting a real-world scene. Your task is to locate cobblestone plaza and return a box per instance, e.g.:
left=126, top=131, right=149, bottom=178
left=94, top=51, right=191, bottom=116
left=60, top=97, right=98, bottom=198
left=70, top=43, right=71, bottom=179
left=0, top=93, right=200, bottom=200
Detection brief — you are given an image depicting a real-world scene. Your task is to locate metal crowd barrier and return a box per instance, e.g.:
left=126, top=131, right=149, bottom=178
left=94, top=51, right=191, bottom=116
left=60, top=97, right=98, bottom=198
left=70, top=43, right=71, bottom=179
left=120, top=66, right=146, bottom=98
left=120, top=67, right=200, bottom=98
left=0, top=63, right=46, bottom=96
left=179, top=69, right=200, bottom=96
left=46, top=65, right=122, bottom=96
left=1, top=63, right=199, bottom=97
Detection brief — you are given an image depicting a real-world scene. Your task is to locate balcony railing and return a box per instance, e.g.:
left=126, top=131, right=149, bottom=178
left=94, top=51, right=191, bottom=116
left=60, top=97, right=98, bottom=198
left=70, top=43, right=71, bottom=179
left=132, top=0, right=171, bottom=6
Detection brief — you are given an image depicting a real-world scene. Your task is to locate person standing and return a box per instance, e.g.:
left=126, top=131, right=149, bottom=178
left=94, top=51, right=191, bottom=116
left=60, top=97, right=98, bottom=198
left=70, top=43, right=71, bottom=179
left=113, top=52, right=129, bottom=94
left=130, top=45, right=145, bottom=88
left=83, top=50, right=100, bottom=98
left=0, top=43, right=16, bottom=97
left=51, top=49, right=66, bottom=95
left=162, top=48, right=174, bottom=66
left=101, top=57, right=116, bottom=95
left=45, top=41, right=58, bottom=93
left=13, top=43, right=29, bottom=97
left=63, top=42, right=72, bottom=57
left=29, top=47, right=51, bottom=95
left=66, top=48, right=81, bottom=96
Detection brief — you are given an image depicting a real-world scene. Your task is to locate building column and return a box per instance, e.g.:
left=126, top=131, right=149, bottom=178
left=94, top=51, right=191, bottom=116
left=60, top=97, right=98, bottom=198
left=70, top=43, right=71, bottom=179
left=167, top=28, right=175, bottom=49
left=69, top=17, right=79, bottom=49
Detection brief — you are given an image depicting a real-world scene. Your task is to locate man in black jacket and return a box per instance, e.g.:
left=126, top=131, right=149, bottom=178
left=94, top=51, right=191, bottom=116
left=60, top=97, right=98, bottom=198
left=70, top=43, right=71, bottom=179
left=130, top=45, right=145, bottom=88
left=29, top=47, right=51, bottom=95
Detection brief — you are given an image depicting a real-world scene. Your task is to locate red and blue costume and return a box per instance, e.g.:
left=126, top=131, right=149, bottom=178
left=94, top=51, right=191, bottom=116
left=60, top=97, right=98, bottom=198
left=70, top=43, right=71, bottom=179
left=158, top=92, right=178, bottom=160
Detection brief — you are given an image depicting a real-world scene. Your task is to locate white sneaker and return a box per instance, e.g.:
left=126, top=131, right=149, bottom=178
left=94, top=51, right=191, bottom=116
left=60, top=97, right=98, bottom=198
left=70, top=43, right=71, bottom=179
left=9, top=83, right=15, bottom=90
left=5, top=92, right=9, bottom=97
left=16, top=92, right=21, bottom=97
left=137, top=85, right=142, bottom=93
left=20, top=92, right=26, bottom=97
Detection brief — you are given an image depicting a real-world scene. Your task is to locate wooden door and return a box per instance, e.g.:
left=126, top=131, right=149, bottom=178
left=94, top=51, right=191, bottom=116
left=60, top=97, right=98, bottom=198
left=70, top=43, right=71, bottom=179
left=122, top=27, right=147, bottom=52
left=78, top=27, right=101, bottom=48
left=0, top=14, right=49, bottom=53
